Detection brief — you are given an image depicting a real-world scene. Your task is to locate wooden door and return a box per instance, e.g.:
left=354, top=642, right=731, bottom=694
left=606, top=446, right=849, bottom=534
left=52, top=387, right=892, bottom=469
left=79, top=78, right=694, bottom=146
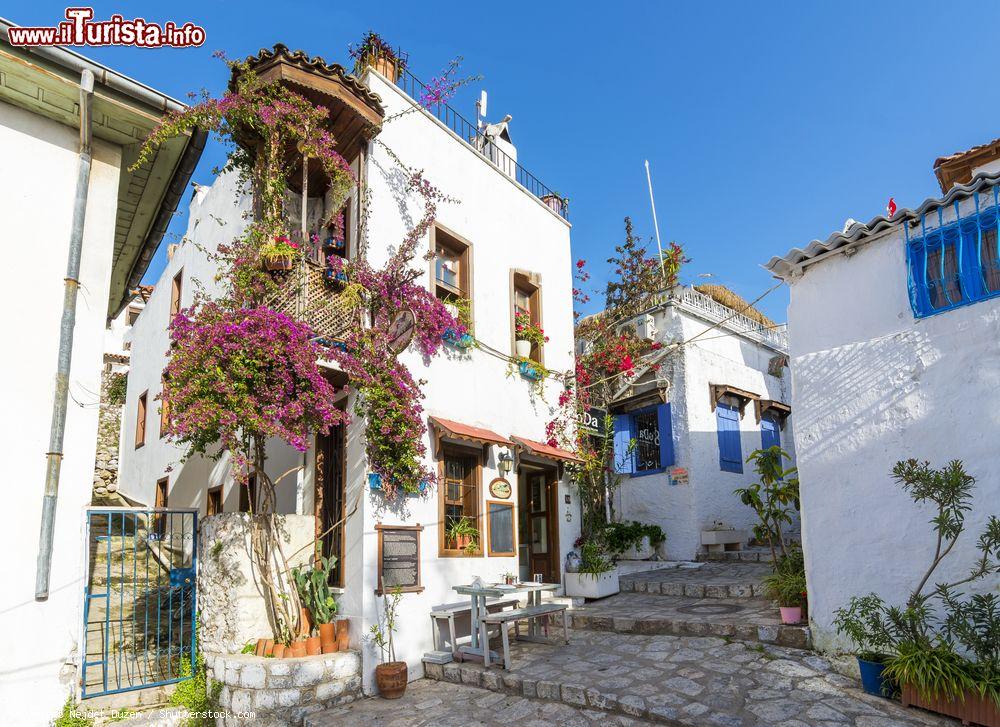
left=526, top=472, right=559, bottom=583
left=315, top=423, right=345, bottom=586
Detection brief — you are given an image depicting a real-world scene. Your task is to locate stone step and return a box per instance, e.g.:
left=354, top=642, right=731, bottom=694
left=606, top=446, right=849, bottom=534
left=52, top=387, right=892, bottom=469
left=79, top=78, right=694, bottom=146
left=569, top=594, right=811, bottom=650
left=696, top=547, right=772, bottom=563
left=619, top=561, right=770, bottom=599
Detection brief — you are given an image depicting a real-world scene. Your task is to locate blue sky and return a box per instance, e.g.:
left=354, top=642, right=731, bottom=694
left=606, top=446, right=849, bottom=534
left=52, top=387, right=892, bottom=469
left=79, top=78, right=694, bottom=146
left=7, top=1, right=999, bottom=321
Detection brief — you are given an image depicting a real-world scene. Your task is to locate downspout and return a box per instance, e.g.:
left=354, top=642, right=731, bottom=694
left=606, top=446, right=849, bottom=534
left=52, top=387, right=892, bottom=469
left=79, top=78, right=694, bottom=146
left=35, top=69, right=94, bottom=600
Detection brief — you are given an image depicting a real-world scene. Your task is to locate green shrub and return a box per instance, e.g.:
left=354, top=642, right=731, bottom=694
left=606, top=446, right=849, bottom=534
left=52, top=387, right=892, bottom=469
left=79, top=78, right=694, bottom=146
left=579, top=540, right=613, bottom=576
left=169, top=653, right=221, bottom=726
left=884, top=641, right=976, bottom=704
left=54, top=697, right=92, bottom=727
left=603, top=520, right=665, bottom=555
left=106, top=373, right=128, bottom=407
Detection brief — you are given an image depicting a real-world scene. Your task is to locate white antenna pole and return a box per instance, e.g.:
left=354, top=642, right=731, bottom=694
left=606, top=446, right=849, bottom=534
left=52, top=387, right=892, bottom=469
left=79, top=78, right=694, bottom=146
left=644, top=160, right=667, bottom=283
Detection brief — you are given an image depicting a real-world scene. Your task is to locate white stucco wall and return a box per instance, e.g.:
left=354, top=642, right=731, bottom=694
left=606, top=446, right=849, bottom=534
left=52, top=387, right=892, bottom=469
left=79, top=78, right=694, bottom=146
left=355, top=71, right=579, bottom=693
left=0, top=101, right=122, bottom=725
left=784, top=194, right=1000, bottom=652
left=616, top=305, right=795, bottom=561
left=116, top=68, right=580, bottom=695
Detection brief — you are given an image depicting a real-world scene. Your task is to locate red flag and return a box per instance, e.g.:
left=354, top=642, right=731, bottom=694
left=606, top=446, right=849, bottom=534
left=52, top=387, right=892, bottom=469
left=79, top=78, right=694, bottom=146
left=887, top=197, right=897, bottom=217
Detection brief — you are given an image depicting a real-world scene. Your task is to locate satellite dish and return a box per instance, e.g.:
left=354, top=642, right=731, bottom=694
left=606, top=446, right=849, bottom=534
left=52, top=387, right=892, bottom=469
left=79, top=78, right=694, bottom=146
left=477, top=90, right=488, bottom=119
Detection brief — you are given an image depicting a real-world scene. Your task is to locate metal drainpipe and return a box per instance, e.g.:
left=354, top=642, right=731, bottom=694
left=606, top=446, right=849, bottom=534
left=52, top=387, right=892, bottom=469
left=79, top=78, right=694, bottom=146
left=35, top=69, right=95, bottom=601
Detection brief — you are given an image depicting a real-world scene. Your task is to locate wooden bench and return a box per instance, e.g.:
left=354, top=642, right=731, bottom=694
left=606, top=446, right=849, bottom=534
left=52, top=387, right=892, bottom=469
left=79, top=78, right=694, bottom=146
left=481, top=602, right=569, bottom=669
left=430, top=597, right=520, bottom=656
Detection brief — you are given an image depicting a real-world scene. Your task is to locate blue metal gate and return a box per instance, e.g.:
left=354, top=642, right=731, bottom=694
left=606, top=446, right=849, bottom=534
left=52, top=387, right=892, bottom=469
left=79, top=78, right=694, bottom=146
left=81, top=508, right=198, bottom=698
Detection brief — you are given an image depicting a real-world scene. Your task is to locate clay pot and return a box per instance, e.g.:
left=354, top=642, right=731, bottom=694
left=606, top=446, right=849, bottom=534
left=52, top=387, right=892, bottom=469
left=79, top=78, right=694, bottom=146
left=336, top=618, right=350, bottom=650
left=299, top=607, right=313, bottom=638
left=263, top=639, right=274, bottom=657
left=779, top=606, right=802, bottom=625
left=289, top=639, right=307, bottom=658
left=272, top=643, right=286, bottom=659
left=305, top=635, right=322, bottom=656
left=369, top=55, right=398, bottom=82
left=319, top=622, right=338, bottom=654
left=375, top=661, right=408, bottom=699
left=264, top=256, right=293, bottom=272
left=255, top=638, right=268, bottom=657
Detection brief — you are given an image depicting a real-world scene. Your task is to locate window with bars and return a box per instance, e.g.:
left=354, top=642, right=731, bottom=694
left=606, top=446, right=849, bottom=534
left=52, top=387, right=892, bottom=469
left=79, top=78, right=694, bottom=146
left=613, top=403, right=674, bottom=476
left=906, top=190, right=1000, bottom=317
left=440, top=448, right=481, bottom=556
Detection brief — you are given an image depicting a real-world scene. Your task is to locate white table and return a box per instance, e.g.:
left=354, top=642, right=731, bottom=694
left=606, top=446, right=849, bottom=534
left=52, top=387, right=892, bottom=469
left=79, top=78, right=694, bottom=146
left=452, top=582, right=559, bottom=665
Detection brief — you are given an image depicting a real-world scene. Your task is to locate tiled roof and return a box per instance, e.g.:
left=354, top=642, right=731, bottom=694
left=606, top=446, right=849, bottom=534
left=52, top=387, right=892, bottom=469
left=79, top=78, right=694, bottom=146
left=933, top=137, right=1000, bottom=167
left=233, top=43, right=384, bottom=116
left=429, top=416, right=512, bottom=448
left=511, top=436, right=582, bottom=464
left=764, top=170, right=1000, bottom=279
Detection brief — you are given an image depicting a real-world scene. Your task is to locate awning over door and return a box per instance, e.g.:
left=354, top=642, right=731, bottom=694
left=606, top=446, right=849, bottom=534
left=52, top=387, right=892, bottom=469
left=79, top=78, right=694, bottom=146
left=511, top=436, right=583, bottom=464
left=429, top=416, right=512, bottom=456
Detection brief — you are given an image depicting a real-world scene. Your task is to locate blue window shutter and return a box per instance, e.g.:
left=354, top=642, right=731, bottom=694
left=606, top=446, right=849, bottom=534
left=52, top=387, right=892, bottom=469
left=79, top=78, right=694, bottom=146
left=761, top=414, right=781, bottom=451
left=613, top=414, right=634, bottom=475
left=657, top=403, right=674, bottom=468
left=716, top=404, right=743, bottom=473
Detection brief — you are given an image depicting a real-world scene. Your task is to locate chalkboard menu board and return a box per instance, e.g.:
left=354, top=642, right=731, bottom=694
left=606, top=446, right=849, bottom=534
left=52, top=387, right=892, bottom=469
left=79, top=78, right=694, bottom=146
left=376, top=524, right=423, bottom=595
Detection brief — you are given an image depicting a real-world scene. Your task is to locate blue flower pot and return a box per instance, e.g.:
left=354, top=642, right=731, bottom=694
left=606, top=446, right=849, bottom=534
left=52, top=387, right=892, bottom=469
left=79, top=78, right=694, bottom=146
left=368, top=473, right=382, bottom=491
left=857, top=657, right=890, bottom=698
left=519, top=360, right=541, bottom=380
left=443, top=329, right=475, bottom=349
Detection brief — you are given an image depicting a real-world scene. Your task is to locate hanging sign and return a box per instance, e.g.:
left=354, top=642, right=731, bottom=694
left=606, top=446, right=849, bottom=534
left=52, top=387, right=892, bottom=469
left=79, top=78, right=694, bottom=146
left=386, top=309, right=416, bottom=354
left=489, top=477, right=512, bottom=499
left=579, top=407, right=607, bottom=437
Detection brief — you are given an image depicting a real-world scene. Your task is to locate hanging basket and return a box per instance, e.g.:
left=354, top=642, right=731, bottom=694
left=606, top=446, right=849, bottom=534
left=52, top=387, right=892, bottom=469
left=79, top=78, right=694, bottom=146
left=264, top=256, right=294, bottom=272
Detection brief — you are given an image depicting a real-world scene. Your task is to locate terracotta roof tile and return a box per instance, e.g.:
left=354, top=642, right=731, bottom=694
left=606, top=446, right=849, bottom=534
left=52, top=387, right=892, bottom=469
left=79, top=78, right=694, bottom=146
left=429, top=416, right=512, bottom=448
left=511, top=435, right=582, bottom=463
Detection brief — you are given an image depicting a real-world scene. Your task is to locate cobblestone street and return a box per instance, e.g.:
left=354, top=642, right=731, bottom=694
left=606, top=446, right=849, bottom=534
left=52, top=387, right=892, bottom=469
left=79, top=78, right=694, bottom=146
left=320, top=630, right=954, bottom=726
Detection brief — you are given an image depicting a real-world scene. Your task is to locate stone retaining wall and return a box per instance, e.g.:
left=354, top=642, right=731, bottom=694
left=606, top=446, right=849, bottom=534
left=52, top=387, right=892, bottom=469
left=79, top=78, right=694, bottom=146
left=207, top=651, right=360, bottom=726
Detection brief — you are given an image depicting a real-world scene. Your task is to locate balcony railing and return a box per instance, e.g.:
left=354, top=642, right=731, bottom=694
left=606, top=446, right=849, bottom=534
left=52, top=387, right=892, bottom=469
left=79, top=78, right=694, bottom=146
left=658, top=286, right=789, bottom=351
left=392, top=67, right=569, bottom=220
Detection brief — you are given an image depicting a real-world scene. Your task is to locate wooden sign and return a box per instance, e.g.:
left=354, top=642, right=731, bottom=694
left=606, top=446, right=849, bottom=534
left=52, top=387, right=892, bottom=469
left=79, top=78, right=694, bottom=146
left=386, top=309, right=416, bottom=354
left=375, top=523, right=423, bottom=595
left=488, top=477, right=512, bottom=499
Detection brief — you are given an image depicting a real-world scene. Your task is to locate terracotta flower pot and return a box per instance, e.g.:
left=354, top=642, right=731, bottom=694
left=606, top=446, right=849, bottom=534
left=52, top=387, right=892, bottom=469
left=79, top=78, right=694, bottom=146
left=375, top=661, right=408, bottom=699
left=336, top=618, right=350, bottom=650
left=272, top=643, right=286, bottom=659
left=289, top=639, right=307, bottom=658
left=255, top=638, right=268, bottom=657
left=779, top=606, right=802, bottom=624
left=319, top=622, right=338, bottom=654
left=264, top=256, right=293, bottom=272
left=305, top=635, right=322, bottom=656
left=368, top=55, right=398, bottom=82
left=902, top=683, right=1000, bottom=726
left=263, top=639, right=274, bottom=657
left=299, top=607, right=313, bottom=638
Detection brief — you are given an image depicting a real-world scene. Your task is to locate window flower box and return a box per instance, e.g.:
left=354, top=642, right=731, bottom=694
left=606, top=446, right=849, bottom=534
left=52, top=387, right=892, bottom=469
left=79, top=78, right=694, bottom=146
left=442, top=328, right=475, bottom=349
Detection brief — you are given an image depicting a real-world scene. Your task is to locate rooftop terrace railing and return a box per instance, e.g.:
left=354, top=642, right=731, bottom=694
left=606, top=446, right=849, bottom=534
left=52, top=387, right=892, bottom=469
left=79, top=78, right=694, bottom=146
left=388, top=64, right=569, bottom=220
left=657, top=286, right=789, bottom=351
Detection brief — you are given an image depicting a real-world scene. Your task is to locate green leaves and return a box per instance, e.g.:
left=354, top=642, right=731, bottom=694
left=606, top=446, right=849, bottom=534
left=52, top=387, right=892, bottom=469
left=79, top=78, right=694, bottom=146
left=735, top=446, right=799, bottom=567
left=291, top=555, right=339, bottom=626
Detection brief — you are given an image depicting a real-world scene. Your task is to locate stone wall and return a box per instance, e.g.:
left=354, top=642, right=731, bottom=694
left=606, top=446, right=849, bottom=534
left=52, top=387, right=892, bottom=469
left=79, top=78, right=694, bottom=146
left=207, top=651, right=360, bottom=726
left=92, top=369, right=124, bottom=498
left=198, top=513, right=316, bottom=654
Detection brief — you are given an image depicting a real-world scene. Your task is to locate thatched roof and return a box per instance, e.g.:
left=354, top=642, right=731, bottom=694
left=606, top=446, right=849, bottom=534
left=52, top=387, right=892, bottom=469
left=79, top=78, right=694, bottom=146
left=694, top=284, right=776, bottom=328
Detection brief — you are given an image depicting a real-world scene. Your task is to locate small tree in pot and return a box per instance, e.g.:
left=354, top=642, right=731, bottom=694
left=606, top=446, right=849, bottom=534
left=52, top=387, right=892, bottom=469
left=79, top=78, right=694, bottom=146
left=370, top=587, right=407, bottom=698
left=292, top=555, right=339, bottom=654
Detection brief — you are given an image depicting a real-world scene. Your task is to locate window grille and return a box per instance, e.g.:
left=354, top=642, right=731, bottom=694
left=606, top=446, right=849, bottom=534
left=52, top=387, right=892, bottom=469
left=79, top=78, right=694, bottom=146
left=906, top=186, right=1000, bottom=317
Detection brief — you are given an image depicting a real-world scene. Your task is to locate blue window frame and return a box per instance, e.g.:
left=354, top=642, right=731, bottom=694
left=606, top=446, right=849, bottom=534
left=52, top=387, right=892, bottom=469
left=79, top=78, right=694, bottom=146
left=613, top=403, right=674, bottom=477
left=906, top=189, right=1000, bottom=318
left=716, top=402, right=743, bottom=473
left=761, top=413, right=781, bottom=451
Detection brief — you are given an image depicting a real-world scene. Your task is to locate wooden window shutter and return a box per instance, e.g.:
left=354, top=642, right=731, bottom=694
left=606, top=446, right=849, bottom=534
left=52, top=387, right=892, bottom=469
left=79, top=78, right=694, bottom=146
left=657, top=403, right=675, bottom=468
left=613, top=414, right=634, bottom=475
left=716, top=403, right=742, bottom=473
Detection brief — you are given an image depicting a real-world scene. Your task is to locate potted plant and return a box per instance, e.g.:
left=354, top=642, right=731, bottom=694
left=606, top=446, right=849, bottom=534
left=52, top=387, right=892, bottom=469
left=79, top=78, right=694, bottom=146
left=446, top=517, right=479, bottom=554
left=502, top=571, right=517, bottom=585
left=260, top=235, right=299, bottom=272
left=292, top=554, right=340, bottom=655
left=349, top=31, right=406, bottom=82
left=833, top=593, right=896, bottom=697
left=514, top=310, right=546, bottom=359
left=564, top=540, right=620, bottom=599
left=604, top=520, right=666, bottom=560
left=370, top=587, right=407, bottom=699
left=762, top=559, right=806, bottom=625
left=539, top=193, right=567, bottom=215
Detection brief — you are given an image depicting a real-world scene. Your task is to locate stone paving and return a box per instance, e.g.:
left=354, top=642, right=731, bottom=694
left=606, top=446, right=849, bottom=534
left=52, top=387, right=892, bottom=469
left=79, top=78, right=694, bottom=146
left=569, top=592, right=811, bottom=649
left=423, top=630, right=953, bottom=726
left=620, top=561, right=772, bottom=599
left=306, top=679, right=654, bottom=726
